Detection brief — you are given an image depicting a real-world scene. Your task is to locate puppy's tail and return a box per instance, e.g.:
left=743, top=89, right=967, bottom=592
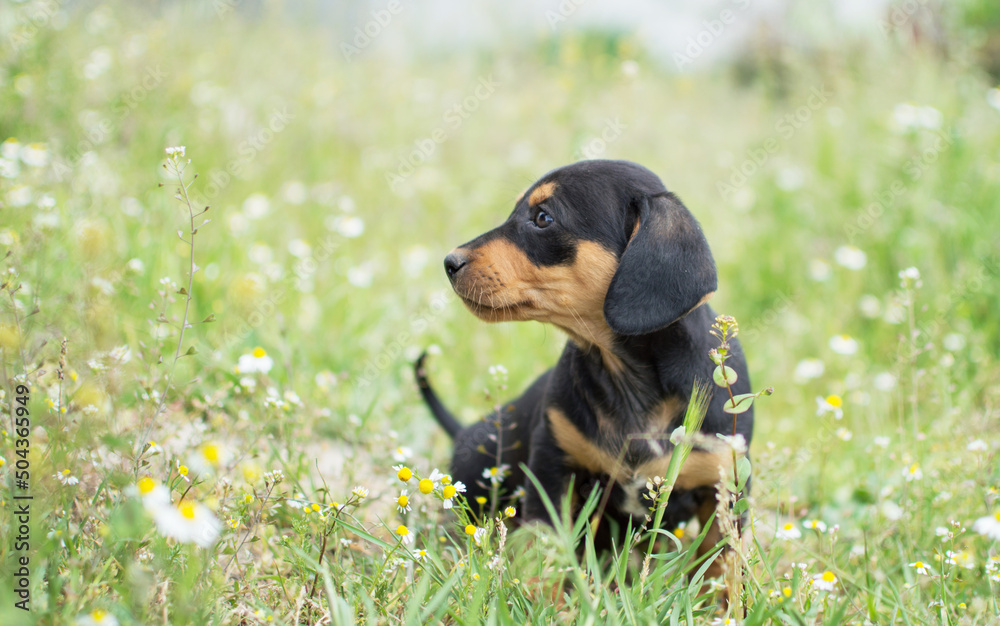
left=415, top=351, right=463, bottom=439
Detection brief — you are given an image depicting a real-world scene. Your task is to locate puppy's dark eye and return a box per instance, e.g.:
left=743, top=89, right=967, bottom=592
left=532, top=210, right=554, bottom=229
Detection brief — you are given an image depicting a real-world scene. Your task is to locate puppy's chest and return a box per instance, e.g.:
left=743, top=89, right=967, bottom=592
left=547, top=400, right=685, bottom=516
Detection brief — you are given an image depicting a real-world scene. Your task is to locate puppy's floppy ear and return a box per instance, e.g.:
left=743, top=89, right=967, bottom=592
left=604, top=193, right=717, bottom=335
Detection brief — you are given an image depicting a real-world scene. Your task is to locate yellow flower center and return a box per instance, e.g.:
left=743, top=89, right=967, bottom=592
left=398, top=495, right=409, bottom=507
left=673, top=527, right=685, bottom=538
left=442, top=475, right=452, bottom=485
left=179, top=502, right=196, bottom=520
left=253, top=347, right=266, bottom=358
left=465, top=524, right=477, bottom=536
left=476, top=496, right=487, bottom=505
left=914, top=561, right=924, bottom=569
left=244, top=493, right=254, bottom=503
left=825, top=395, right=842, bottom=408
left=418, top=478, right=434, bottom=494
left=61, top=469, right=71, bottom=476
left=442, top=485, right=456, bottom=499
left=311, top=503, right=320, bottom=512
left=397, top=467, right=412, bottom=482
left=783, top=523, right=793, bottom=530
left=994, top=511, right=1000, bottom=522
left=821, top=571, right=836, bottom=582
left=396, top=525, right=409, bottom=536
left=178, top=465, right=189, bottom=476
left=782, top=587, right=792, bottom=597
left=202, top=444, right=220, bottom=465
left=909, top=463, right=919, bottom=473
left=138, top=476, right=156, bottom=495
left=91, top=609, right=107, bottom=619
left=504, top=507, right=516, bottom=518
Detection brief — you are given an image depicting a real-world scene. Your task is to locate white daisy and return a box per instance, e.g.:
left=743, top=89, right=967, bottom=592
left=716, top=433, right=747, bottom=454
left=188, top=442, right=226, bottom=476
left=834, top=245, right=867, bottom=270
left=441, top=481, right=466, bottom=510
left=396, top=489, right=411, bottom=514
left=775, top=522, right=802, bottom=540
left=337, top=216, right=365, bottom=238
left=967, top=439, right=988, bottom=452
left=793, top=358, right=825, bottom=383
left=811, top=570, right=837, bottom=592
left=803, top=519, right=827, bottom=533
left=135, top=477, right=171, bottom=512
left=236, top=347, right=273, bottom=374
left=873, top=372, right=896, bottom=391
left=152, top=500, right=222, bottom=548
left=75, top=609, right=119, bottom=626
left=898, top=266, right=922, bottom=289
left=902, top=463, right=923, bottom=482
left=972, top=511, right=1000, bottom=541
left=815, top=395, right=844, bottom=419
left=908, top=560, right=931, bottom=576
left=482, top=465, right=510, bottom=485
left=829, top=334, right=858, bottom=355
left=54, top=469, right=79, bottom=485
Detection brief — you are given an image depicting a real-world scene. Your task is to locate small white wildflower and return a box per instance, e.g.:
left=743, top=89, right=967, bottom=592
left=903, top=463, right=923, bottom=482
left=775, top=522, right=802, bottom=540
left=967, top=439, right=988, bottom=452
left=898, top=266, right=922, bottom=288
left=803, top=519, right=827, bottom=533
left=834, top=245, right=867, bottom=270
left=793, top=358, right=825, bottom=383
left=829, top=334, right=858, bottom=355
left=716, top=433, right=747, bottom=454
left=972, top=511, right=1000, bottom=541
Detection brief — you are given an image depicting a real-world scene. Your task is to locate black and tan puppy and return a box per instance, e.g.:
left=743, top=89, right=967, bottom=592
left=415, top=160, right=752, bottom=575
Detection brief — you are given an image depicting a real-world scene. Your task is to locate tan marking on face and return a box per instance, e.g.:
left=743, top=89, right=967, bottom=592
left=452, top=238, right=620, bottom=358
left=528, top=181, right=557, bottom=206
left=548, top=407, right=622, bottom=476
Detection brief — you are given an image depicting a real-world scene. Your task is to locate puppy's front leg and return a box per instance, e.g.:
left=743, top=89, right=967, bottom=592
left=521, top=421, right=571, bottom=525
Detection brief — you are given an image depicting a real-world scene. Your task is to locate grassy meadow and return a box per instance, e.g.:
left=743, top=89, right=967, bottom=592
left=1, top=1, right=1000, bottom=623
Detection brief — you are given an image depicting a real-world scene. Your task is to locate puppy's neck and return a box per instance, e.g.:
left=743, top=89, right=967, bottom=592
left=571, top=306, right=709, bottom=416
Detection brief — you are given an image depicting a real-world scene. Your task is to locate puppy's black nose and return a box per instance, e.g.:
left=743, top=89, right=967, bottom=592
left=444, top=250, right=468, bottom=280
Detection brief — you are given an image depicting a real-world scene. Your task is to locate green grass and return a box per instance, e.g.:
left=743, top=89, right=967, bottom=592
left=1, top=2, right=999, bottom=624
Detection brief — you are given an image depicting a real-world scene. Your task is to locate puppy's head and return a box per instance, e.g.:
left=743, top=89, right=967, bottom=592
left=444, top=160, right=717, bottom=342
